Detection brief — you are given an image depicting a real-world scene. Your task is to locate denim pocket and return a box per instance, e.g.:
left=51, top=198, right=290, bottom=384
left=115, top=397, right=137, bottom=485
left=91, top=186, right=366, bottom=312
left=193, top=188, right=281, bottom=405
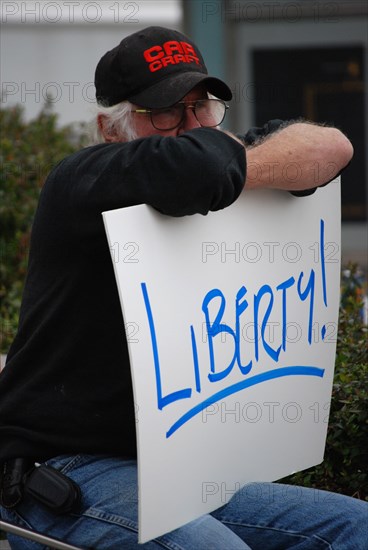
left=44, top=454, right=87, bottom=475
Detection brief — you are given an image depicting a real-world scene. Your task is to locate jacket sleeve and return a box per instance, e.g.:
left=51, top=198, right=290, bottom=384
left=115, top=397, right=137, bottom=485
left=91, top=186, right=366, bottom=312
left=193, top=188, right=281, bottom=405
left=239, top=119, right=317, bottom=197
left=50, top=127, right=245, bottom=211
left=39, top=127, right=246, bottom=245
left=239, top=119, right=285, bottom=146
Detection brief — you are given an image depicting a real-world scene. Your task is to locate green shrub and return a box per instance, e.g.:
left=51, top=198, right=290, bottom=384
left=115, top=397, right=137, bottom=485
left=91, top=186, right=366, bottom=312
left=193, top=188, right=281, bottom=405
left=0, top=104, right=86, bottom=352
left=281, top=264, right=368, bottom=500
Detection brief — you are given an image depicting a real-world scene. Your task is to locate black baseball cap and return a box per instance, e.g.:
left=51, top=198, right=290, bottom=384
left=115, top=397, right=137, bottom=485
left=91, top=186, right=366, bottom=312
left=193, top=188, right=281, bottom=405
left=95, top=26, right=232, bottom=108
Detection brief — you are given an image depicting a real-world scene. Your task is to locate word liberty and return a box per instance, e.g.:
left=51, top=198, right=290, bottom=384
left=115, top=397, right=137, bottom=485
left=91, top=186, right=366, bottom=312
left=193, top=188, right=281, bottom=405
left=141, top=220, right=329, bottom=438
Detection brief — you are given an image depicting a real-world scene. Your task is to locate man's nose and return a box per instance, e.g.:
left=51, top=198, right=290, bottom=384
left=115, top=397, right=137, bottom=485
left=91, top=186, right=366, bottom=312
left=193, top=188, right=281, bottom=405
left=178, top=105, right=201, bottom=133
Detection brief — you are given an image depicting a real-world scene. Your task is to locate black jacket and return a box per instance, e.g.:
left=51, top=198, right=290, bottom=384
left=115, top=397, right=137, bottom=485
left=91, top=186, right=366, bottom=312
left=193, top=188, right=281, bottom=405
left=0, top=128, right=251, bottom=461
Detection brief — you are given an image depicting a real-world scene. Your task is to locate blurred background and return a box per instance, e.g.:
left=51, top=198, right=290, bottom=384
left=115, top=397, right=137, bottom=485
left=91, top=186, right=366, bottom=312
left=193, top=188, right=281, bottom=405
left=1, top=0, right=367, bottom=266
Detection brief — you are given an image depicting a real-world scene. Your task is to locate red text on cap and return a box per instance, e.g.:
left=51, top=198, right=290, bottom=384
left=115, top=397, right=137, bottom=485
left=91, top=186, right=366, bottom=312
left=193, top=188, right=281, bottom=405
left=143, top=41, right=200, bottom=72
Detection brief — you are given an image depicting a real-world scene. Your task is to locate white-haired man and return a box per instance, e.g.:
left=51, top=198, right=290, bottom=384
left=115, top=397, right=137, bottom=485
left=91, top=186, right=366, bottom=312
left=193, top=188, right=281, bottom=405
left=1, top=26, right=366, bottom=550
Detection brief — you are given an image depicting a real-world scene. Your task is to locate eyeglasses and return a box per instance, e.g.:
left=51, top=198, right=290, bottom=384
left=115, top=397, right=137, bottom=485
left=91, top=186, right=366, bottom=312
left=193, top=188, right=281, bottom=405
left=131, top=99, right=229, bottom=131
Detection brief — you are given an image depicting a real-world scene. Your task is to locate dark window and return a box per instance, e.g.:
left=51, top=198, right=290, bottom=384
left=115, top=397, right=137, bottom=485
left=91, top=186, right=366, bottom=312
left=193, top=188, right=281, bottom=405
left=253, top=46, right=366, bottom=221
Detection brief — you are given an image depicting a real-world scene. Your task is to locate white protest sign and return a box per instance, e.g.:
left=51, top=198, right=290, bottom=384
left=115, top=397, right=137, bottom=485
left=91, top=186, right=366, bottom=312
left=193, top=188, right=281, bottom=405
left=103, top=179, right=341, bottom=543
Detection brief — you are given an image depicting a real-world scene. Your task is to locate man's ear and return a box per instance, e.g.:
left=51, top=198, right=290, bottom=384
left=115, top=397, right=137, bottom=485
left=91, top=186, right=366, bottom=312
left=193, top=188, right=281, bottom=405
left=97, top=114, right=122, bottom=143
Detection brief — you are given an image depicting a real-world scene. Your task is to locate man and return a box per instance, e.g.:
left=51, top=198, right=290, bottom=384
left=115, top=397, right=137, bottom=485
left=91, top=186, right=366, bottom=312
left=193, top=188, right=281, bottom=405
left=0, top=26, right=366, bottom=549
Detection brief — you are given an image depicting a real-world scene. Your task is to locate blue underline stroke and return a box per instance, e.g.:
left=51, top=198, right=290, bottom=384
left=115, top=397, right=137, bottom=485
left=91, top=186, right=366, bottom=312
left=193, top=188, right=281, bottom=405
left=166, top=366, right=324, bottom=438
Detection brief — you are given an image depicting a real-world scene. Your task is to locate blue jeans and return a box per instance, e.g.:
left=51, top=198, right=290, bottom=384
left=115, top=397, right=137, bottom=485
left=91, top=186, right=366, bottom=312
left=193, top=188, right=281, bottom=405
left=1, top=455, right=367, bottom=549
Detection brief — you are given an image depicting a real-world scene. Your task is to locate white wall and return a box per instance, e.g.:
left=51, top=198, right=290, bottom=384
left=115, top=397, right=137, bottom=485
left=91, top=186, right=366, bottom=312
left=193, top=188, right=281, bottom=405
left=1, top=1, right=183, bottom=125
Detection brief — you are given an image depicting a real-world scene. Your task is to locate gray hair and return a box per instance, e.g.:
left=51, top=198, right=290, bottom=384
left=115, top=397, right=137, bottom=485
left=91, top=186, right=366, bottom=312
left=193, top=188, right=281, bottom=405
left=90, top=100, right=138, bottom=144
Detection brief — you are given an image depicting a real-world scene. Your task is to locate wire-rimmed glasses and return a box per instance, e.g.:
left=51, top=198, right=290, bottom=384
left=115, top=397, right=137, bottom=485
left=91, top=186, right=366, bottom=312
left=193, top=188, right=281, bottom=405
left=131, top=99, right=229, bottom=131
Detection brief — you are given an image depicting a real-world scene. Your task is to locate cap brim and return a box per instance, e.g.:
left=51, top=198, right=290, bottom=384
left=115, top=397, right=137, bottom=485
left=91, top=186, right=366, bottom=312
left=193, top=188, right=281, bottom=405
left=128, top=71, right=232, bottom=108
